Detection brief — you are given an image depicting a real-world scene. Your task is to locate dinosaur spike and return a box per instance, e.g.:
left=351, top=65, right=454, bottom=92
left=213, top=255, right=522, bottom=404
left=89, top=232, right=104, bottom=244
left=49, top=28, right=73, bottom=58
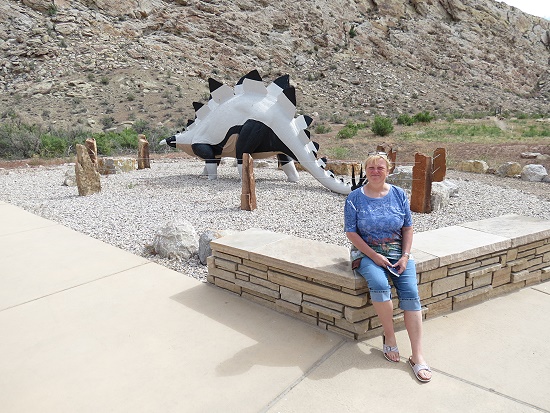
left=292, top=115, right=310, bottom=131
left=282, top=86, right=297, bottom=107
left=273, top=74, right=290, bottom=89
left=193, top=102, right=204, bottom=113
left=303, top=115, right=313, bottom=126
left=237, top=69, right=262, bottom=85
left=208, top=78, right=223, bottom=93
left=304, top=130, right=311, bottom=139
left=312, top=141, right=320, bottom=152
left=305, top=141, right=317, bottom=154
left=187, top=119, right=194, bottom=127
left=242, top=76, right=268, bottom=95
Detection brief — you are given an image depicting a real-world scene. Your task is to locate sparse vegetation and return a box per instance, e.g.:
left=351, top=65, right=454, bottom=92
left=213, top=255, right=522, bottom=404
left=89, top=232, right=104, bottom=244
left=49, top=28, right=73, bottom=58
left=371, top=116, right=394, bottom=136
left=337, top=121, right=367, bottom=139
left=314, top=124, right=332, bottom=134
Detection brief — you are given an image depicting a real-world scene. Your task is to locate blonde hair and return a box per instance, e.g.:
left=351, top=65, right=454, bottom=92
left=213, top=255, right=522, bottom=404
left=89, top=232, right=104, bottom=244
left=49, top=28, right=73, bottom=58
left=365, top=152, right=392, bottom=171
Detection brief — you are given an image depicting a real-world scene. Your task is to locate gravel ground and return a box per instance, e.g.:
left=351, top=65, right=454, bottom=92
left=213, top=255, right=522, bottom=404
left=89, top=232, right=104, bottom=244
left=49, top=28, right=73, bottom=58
left=1, top=158, right=549, bottom=281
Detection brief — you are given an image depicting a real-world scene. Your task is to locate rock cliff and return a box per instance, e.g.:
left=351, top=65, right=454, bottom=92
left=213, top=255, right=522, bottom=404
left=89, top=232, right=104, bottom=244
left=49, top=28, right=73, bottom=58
left=1, top=0, right=549, bottom=132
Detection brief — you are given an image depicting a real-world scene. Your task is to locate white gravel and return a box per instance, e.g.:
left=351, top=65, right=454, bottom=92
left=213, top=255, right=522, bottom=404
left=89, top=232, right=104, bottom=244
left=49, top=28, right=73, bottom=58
left=1, top=158, right=549, bottom=281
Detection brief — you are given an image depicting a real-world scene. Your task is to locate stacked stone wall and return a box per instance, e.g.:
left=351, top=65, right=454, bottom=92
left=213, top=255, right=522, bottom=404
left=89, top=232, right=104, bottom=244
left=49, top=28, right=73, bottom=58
left=207, top=216, right=550, bottom=340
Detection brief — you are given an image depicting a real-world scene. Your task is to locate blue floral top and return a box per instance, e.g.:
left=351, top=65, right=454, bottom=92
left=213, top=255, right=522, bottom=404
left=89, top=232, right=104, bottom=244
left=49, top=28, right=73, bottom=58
left=344, top=185, right=412, bottom=260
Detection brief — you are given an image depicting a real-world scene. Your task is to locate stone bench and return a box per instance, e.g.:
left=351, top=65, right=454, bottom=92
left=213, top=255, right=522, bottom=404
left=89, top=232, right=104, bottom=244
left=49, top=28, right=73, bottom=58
left=207, top=214, right=550, bottom=340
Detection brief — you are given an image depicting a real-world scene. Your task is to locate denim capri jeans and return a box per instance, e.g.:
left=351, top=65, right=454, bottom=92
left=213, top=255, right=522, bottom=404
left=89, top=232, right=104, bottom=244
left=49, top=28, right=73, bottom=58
left=355, top=255, right=421, bottom=311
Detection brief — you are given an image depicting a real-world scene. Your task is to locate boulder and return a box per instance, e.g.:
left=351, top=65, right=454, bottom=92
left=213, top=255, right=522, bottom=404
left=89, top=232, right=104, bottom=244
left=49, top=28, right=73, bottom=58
left=149, top=220, right=199, bottom=260
left=431, top=181, right=451, bottom=212
left=75, top=144, right=101, bottom=196
left=198, top=229, right=239, bottom=265
left=63, top=167, right=77, bottom=187
left=456, top=160, right=489, bottom=174
left=521, top=164, right=548, bottom=182
left=496, top=162, right=522, bottom=177
left=97, top=157, right=137, bottom=175
left=387, top=166, right=413, bottom=190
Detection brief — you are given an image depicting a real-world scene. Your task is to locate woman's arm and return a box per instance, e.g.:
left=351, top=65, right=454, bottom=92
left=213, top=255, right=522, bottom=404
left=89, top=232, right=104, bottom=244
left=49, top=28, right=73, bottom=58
left=394, top=225, right=413, bottom=274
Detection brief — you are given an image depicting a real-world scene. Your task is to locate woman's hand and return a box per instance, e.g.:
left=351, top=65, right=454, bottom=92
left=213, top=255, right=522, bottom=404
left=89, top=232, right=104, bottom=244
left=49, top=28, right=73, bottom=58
left=372, top=253, right=391, bottom=268
left=394, top=255, right=409, bottom=274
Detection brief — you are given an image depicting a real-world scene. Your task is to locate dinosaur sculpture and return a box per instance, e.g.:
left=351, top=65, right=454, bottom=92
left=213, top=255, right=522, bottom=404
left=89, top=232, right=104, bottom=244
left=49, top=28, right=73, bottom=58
left=159, top=70, right=354, bottom=195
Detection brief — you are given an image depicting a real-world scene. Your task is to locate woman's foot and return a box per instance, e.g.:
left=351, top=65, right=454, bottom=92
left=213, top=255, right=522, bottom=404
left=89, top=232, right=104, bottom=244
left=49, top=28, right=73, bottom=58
left=382, top=335, right=400, bottom=362
left=408, top=356, right=432, bottom=382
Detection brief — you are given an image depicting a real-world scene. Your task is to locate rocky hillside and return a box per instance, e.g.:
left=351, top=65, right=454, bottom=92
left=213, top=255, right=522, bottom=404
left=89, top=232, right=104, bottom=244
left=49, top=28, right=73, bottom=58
left=1, top=0, right=550, bottom=134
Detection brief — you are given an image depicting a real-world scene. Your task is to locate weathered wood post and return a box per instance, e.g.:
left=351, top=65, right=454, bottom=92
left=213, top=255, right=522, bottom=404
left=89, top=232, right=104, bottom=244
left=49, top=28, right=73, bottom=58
left=240, top=153, right=257, bottom=211
left=432, top=147, right=446, bottom=182
left=138, top=134, right=151, bottom=169
left=75, top=144, right=101, bottom=196
left=85, top=137, right=98, bottom=169
left=376, top=145, right=397, bottom=173
left=411, top=152, right=432, bottom=213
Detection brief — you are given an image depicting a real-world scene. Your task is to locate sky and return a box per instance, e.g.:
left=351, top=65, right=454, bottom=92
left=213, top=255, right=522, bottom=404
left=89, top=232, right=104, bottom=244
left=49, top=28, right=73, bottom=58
left=498, top=0, right=550, bottom=19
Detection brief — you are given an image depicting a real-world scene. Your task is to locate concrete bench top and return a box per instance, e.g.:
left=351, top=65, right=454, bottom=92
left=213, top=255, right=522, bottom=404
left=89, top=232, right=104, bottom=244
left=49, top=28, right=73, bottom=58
left=210, top=214, right=550, bottom=290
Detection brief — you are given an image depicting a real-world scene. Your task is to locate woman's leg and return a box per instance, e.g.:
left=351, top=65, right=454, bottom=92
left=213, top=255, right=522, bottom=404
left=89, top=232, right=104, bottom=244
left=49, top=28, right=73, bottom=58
left=356, top=257, right=399, bottom=361
left=392, top=258, right=431, bottom=380
left=372, top=300, right=399, bottom=361
left=404, top=310, right=431, bottom=380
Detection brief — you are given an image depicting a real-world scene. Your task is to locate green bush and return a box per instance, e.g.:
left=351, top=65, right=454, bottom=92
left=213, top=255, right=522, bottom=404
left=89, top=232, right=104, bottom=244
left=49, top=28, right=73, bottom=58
left=40, top=134, right=67, bottom=158
left=371, top=116, right=394, bottom=136
left=397, top=114, right=414, bottom=126
left=92, top=129, right=139, bottom=155
left=412, top=111, right=435, bottom=123
left=314, top=124, right=332, bottom=134
left=0, top=120, right=41, bottom=159
left=336, top=121, right=367, bottom=139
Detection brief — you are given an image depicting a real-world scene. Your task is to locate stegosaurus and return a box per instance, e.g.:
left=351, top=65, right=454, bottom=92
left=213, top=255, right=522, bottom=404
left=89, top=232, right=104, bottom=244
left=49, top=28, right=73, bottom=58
left=160, top=70, right=354, bottom=195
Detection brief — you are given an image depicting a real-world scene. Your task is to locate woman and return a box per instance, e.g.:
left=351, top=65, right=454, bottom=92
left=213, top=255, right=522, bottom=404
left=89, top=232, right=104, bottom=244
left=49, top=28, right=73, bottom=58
left=344, top=152, right=432, bottom=382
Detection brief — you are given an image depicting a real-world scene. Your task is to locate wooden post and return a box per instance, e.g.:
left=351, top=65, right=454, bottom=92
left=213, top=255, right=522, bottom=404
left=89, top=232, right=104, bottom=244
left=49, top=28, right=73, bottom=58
left=138, top=134, right=151, bottom=169
left=432, top=147, right=446, bottom=182
left=240, top=153, right=257, bottom=211
left=85, top=137, right=97, bottom=168
left=411, top=152, right=432, bottom=213
left=376, top=145, right=396, bottom=173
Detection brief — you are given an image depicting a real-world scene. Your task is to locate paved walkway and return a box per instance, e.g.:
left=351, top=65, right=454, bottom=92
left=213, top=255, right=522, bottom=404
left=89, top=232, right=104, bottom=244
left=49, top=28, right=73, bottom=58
left=1, top=201, right=549, bottom=413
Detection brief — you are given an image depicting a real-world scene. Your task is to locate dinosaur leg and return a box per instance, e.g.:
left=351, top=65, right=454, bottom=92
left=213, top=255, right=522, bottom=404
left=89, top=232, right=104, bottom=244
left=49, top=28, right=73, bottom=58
left=278, top=154, right=300, bottom=182
left=192, top=143, right=219, bottom=179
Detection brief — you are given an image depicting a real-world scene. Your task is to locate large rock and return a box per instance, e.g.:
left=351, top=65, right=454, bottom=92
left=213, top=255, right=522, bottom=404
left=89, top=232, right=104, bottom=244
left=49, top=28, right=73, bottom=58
left=387, top=166, right=413, bottom=190
left=198, top=229, right=239, bottom=265
left=149, top=220, right=199, bottom=260
left=75, top=144, right=101, bottom=196
left=430, top=182, right=451, bottom=211
left=496, top=162, right=522, bottom=177
left=521, top=164, right=548, bottom=182
left=456, top=160, right=489, bottom=174
left=97, top=157, right=137, bottom=175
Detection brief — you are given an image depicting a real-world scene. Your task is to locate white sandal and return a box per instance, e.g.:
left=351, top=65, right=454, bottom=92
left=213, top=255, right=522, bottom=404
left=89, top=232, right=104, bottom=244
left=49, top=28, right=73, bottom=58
left=382, top=335, right=400, bottom=363
left=408, top=357, right=432, bottom=382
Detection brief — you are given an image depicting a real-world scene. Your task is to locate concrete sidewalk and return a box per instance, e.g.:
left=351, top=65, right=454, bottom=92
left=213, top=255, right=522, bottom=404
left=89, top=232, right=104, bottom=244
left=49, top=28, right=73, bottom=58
left=1, top=200, right=549, bottom=413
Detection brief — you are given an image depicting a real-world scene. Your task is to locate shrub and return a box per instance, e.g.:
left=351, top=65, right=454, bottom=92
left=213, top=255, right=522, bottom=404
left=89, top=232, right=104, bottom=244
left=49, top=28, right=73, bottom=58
left=314, top=124, right=332, bottom=134
left=413, top=111, right=435, bottom=123
left=371, top=116, right=394, bottom=136
left=0, top=120, right=41, bottom=159
left=40, top=134, right=67, bottom=158
left=397, top=114, right=414, bottom=126
left=337, top=121, right=367, bottom=139
left=100, top=116, right=115, bottom=130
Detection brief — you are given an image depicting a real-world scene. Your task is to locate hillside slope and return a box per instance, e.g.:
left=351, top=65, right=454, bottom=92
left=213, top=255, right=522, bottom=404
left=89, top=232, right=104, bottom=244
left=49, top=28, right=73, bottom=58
left=1, top=0, right=549, bottom=133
